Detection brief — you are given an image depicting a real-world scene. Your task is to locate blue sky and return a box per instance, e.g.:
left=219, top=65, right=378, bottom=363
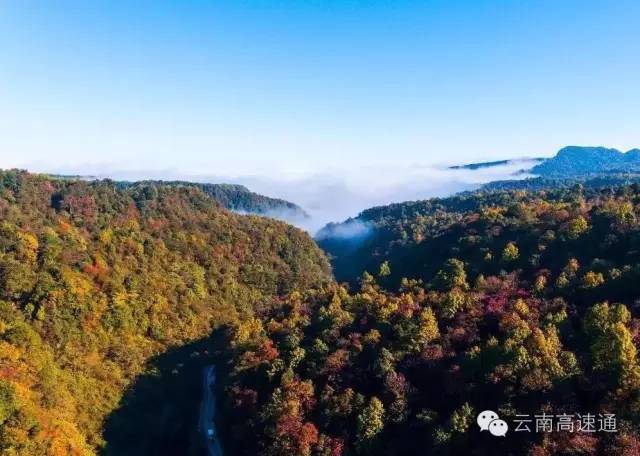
left=0, top=0, right=638, bottom=178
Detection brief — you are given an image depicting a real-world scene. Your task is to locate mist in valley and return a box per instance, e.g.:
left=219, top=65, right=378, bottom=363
left=6, top=158, right=538, bottom=234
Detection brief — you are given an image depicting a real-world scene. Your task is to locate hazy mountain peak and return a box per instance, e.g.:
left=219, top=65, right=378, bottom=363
left=531, top=145, right=640, bottom=177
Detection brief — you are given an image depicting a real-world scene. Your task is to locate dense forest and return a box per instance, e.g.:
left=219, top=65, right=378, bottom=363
left=5, top=168, right=640, bottom=455
left=225, top=184, right=640, bottom=455
left=114, top=180, right=308, bottom=220
left=0, top=170, right=330, bottom=455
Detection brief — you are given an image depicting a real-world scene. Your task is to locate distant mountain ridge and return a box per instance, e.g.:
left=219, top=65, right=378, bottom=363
left=451, top=146, right=640, bottom=193
left=47, top=175, right=309, bottom=219
left=449, top=157, right=545, bottom=170
left=480, top=173, right=640, bottom=193
left=530, top=146, right=640, bottom=177
left=172, top=182, right=309, bottom=218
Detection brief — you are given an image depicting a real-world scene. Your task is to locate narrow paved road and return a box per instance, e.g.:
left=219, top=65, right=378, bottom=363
left=199, top=365, right=224, bottom=456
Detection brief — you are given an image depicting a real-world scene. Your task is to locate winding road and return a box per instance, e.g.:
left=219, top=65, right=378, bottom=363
left=198, top=365, right=224, bottom=456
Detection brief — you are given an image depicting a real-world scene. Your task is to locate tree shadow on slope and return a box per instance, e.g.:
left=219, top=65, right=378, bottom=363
left=102, top=328, right=231, bottom=456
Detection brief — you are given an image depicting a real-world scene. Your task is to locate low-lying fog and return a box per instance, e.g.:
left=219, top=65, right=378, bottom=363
left=12, top=159, right=539, bottom=235
left=232, top=159, right=539, bottom=233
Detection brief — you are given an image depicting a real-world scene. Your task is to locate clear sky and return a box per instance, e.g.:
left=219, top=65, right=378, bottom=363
left=0, top=0, right=638, bottom=177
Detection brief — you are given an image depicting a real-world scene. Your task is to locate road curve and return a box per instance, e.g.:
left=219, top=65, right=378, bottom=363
left=199, top=365, right=224, bottom=456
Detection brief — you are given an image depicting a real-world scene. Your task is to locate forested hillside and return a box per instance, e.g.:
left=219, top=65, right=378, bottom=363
left=6, top=168, right=640, bottom=456
left=318, top=185, right=640, bottom=289
left=316, top=193, right=498, bottom=286
left=481, top=174, right=640, bottom=193
left=115, top=181, right=309, bottom=219
left=0, top=170, right=330, bottom=455
left=224, top=184, right=640, bottom=455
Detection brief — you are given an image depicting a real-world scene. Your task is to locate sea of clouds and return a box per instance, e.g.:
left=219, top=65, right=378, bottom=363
left=6, top=159, right=539, bottom=234
left=231, top=159, right=539, bottom=233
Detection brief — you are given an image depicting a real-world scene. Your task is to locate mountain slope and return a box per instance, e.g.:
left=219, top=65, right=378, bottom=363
left=0, top=170, right=330, bottom=454
left=115, top=180, right=309, bottom=219
left=316, top=183, right=640, bottom=289
left=225, top=183, right=640, bottom=456
left=316, top=193, right=496, bottom=286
